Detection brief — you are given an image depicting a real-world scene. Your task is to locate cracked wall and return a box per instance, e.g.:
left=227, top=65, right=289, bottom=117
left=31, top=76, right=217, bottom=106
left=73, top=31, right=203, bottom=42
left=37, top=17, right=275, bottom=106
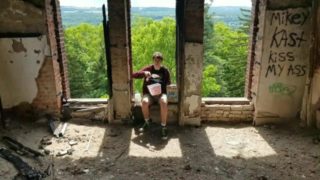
left=107, top=0, right=132, bottom=121
left=0, top=0, right=46, bottom=34
left=0, top=36, right=50, bottom=108
left=0, top=0, right=63, bottom=115
left=179, top=43, right=203, bottom=125
left=178, top=0, right=204, bottom=126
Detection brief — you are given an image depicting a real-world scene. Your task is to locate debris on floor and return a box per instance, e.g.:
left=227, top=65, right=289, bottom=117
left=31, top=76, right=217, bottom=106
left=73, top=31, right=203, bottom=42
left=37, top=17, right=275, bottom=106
left=0, top=118, right=319, bottom=179
left=0, top=148, right=47, bottom=179
left=3, top=136, right=43, bottom=157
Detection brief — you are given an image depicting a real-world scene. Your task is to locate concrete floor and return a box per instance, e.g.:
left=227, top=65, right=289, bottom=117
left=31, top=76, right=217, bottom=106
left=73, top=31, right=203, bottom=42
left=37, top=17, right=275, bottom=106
left=0, top=118, right=319, bottom=180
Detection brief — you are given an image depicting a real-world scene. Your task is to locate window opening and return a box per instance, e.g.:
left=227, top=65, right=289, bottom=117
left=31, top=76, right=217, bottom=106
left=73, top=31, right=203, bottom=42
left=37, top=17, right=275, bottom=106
left=130, top=0, right=177, bottom=95
left=60, top=0, right=109, bottom=98
left=202, top=0, right=252, bottom=97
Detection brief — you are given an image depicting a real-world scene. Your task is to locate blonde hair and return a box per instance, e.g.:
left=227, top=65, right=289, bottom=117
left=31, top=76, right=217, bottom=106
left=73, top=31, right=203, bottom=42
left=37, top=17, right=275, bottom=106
left=152, top=52, right=163, bottom=60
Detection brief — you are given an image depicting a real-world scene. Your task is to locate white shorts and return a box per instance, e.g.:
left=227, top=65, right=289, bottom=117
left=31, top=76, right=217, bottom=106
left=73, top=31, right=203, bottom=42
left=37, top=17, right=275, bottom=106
left=142, top=94, right=168, bottom=105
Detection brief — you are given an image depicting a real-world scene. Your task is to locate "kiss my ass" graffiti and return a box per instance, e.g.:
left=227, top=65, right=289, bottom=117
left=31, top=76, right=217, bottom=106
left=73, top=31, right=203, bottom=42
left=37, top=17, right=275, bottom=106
left=264, top=9, right=310, bottom=78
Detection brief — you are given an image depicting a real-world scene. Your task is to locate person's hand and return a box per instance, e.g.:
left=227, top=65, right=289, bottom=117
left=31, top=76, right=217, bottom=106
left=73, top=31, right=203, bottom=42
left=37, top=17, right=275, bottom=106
left=144, top=71, right=151, bottom=78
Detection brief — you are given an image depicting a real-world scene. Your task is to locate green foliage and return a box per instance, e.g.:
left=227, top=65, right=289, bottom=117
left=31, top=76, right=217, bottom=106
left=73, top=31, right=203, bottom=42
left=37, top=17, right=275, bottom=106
left=238, top=8, right=252, bottom=34
left=202, top=65, right=221, bottom=96
left=64, top=9, right=250, bottom=98
left=209, top=22, right=249, bottom=97
left=131, top=17, right=176, bottom=93
left=202, top=0, right=224, bottom=96
left=64, top=23, right=108, bottom=98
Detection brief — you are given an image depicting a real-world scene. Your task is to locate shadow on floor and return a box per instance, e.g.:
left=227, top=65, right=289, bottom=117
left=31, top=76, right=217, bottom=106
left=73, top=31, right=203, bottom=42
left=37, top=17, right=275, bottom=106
left=0, top=118, right=319, bottom=179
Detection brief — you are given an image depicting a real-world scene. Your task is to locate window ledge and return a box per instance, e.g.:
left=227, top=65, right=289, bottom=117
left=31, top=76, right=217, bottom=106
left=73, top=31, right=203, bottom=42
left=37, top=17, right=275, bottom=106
left=202, top=97, right=251, bottom=105
left=68, top=98, right=108, bottom=104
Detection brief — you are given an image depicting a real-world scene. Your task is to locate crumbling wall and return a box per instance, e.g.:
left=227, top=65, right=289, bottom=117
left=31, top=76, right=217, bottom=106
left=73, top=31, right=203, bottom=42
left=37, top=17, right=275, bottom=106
left=245, top=0, right=260, bottom=99
left=180, top=43, right=203, bottom=125
left=178, top=0, right=204, bottom=126
left=201, top=103, right=254, bottom=122
left=0, top=36, right=50, bottom=108
left=253, top=0, right=313, bottom=125
left=107, top=0, right=132, bottom=122
left=0, top=0, right=63, bottom=115
left=300, top=0, right=320, bottom=128
left=315, top=0, right=320, bottom=128
left=0, top=0, right=46, bottom=34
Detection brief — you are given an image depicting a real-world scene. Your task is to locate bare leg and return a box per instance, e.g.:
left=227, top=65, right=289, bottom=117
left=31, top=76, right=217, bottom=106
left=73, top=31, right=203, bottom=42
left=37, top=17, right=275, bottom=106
left=141, top=97, right=150, bottom=121
left=160, top=95, right=168, bottom=126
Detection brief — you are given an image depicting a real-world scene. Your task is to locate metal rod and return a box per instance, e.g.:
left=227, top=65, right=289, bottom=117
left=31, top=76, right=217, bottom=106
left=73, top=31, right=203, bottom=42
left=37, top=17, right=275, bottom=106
left=0, top=33, right=42, bottom=38
left=102, top=4, right=113, bottom=98
left=59, top=122, right=68, bottom=137
left=0, top=97, right=5, bottom=128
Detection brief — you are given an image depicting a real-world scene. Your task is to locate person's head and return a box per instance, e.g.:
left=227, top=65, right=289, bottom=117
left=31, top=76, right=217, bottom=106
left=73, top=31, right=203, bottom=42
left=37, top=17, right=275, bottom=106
left=152, top=52, right=163, bottom=66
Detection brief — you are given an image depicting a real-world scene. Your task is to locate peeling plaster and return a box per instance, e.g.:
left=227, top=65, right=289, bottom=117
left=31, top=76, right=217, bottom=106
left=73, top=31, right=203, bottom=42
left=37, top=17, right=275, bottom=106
left=185, top=95, right=200, bottom=115
left=0, top=36, right=50, bottom=108
left=184, top=43, right=203, bottom=95
left=12, top=39, right=27, bottom=53
left=112, top=83, right=131, bottom=119
left=0, top=0, right=45, bottom=34
left=180, top=43, right=203, bottom=125
left=185, top=56, right=199, bottom=93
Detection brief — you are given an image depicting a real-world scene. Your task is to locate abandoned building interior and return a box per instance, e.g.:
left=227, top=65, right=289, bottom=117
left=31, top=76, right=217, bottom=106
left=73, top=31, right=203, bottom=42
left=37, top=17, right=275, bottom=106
left=0, top=0, right=320, bottom=179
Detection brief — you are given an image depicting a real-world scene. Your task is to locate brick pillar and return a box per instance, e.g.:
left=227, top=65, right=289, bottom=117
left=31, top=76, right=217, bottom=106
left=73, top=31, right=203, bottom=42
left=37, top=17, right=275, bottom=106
left=245, top=0, right=259, bottom=99
left=33, top=0, right=64, bottom=114
left=178, top=0, right=204, bottom=126
left=52, top=0, right=70, bottom=99
left=107, top=0, right=132, bottom=122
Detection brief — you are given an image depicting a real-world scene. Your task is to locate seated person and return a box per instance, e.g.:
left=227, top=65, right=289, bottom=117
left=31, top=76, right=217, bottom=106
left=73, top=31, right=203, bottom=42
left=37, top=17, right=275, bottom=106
left=132, top=52, right=171, bottom=140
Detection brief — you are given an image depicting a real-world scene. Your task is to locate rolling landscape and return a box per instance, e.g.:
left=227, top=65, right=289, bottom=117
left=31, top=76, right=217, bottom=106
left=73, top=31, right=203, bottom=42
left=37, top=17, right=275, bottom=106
left=61, top=6, right=251, bottom=28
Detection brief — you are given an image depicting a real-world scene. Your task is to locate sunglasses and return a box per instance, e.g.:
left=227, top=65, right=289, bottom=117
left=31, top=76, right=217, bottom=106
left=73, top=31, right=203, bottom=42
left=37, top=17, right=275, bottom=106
left=154, top=56, right=163, bottom=60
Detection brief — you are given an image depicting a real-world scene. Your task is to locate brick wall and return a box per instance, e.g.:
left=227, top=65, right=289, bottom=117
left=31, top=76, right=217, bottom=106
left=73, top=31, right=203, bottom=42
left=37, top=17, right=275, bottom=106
left=0, top=0, right=62, bottom=115
left=53, top=0, right=70, bottom=99
left=251, top=0, right=267, bottom=105
left=108, top=0, right=132, bottom=121
left=32, top=57, right=61, bottom=114
left=201, top=104, right=254, bottom=122
left=178, top=0, right=204, bottom=126
left=32, top=0, right=64, bottom=114
left=245, top=0, right=259, bottom=99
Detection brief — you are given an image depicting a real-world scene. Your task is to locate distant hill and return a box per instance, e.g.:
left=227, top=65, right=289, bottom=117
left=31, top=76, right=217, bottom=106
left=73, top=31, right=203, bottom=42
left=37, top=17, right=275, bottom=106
left=60, top=6, right=251, bottom=28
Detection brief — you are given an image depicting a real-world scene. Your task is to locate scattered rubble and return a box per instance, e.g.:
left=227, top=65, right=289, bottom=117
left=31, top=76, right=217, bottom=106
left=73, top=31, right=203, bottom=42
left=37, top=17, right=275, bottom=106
left=0, top=119, right=319, bottom=179
left=68, top=140, right=78, bottom=146
left=56, top=148, right=75, bottom=157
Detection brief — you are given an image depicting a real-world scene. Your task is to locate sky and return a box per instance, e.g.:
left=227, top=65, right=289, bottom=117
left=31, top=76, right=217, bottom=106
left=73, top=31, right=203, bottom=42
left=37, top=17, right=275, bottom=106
left=60, top=0, right=251, bottom=8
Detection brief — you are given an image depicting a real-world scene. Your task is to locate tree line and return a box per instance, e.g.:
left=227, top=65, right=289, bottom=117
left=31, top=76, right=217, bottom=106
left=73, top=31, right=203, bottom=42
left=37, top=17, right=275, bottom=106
left=64, top=7, right=250, bottom=98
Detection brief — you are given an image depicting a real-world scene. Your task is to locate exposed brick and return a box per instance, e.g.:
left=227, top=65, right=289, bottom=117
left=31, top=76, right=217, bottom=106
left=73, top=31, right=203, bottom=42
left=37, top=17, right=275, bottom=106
left=230, top=111, right=242, bottom=115
left=242, top=111, right=253, bottom=115
left=231, top=105, right=243, bottom=111
left=216, top=110, right=224, bottom=114
left=243, top=105, right=254, bottom=111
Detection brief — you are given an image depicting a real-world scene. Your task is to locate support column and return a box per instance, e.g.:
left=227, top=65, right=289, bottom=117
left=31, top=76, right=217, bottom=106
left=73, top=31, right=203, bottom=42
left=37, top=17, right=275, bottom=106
left=177, top=0, right=204, bottom=126
left=301, top=0, right=320, bottom=128
left=107, top=0, right=132, bottom=122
